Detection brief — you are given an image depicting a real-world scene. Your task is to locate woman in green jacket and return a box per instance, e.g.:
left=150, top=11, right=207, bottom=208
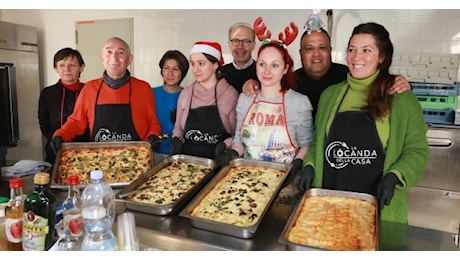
left=297, top=22, right=429, bottom=223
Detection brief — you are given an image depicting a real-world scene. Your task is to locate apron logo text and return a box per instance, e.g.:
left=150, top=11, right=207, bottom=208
left=94, top=128, right=133, bottom=142
left=325, top=141, right=378, bottom=169
left=185, top=129, right=219, bottom=145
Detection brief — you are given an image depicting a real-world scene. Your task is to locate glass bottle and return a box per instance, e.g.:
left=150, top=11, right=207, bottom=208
left=0, top=198, right=8, bottom=251
left=81, top=170, right=117, bottom=251
left=58, top=175, right=83, bottom=251
left=22, top=172, right=57, bottom=251
left=5, top=177, right=24, bottom=251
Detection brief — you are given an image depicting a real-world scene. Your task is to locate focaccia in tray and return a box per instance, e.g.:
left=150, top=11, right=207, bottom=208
left=126, top=160, right=213, bottom=205
left=56, top=144, right=152, bottom=185
left=190, top=165, right=286, bottom=227
left=287, top=195, right=377, bottom=251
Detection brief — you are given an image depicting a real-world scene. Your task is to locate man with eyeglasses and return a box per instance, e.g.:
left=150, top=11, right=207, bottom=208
left=221, top=22, right=258, bottom=93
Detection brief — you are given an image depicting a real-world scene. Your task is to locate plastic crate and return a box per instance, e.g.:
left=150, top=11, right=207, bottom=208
left=411, top=82, right=460, bottom=96
left=417, top=95, right=458, bottom=110
left=422, top=108, right=455, bottom=123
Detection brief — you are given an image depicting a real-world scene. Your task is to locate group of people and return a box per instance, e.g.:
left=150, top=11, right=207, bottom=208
left=38, top=15, right=429, bottom=224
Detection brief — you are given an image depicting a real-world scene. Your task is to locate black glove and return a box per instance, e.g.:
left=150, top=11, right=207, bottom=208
left=214, top=142, right=226, bottom=158
left=148, top=135, right=161, bottom=151
left=282, top=158, right=303, bottom=188
left=169, top=137, right=183, bottom=155
left=377, top=173, right=400, bottom=211
left=216, top=149, right=239, bottom=166
left=297, top=165, right=314, bottom=192
left=170, top=109, right=177, bottom=124
left=49, top=136, right=63, bottom=155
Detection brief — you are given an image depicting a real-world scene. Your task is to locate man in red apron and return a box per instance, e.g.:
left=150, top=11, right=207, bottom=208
left=50, top=37, right=161, bottom=153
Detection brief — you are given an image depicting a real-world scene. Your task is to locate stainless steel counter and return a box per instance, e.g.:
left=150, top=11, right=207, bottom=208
left=120, top=200, right=459, bottom=251
left=1, top=163, right=459, bottom=251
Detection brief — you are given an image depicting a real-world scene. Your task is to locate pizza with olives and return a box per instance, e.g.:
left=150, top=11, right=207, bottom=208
left=56, top=144, right=152, bottom=185
left=126, top=160, right=213, bottom=205
left=287, top=195, right=377, bottom=251
left=190, top=165, right=286, bottom=227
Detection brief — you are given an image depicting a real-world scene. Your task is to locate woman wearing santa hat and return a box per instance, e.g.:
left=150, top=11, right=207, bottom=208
left=170, top=41, right=239, bottom=160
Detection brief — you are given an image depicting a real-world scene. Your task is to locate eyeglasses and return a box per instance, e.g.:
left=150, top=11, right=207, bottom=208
left=229, top=39, right=253, bottom=47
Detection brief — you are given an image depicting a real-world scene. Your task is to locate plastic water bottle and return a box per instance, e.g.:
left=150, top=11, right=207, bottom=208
left=80, top=170, right=117, bottom=251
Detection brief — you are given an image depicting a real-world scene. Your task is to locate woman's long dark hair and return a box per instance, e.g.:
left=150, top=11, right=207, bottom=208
left=349, top=22, right=396, bottom=119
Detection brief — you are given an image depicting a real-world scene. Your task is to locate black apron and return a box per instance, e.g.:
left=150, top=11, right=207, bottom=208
left=181, top=82, right=230, bottom=159
left=91, top=80, right=141, bottom=142
left=323, top=87, right=385, bottom=196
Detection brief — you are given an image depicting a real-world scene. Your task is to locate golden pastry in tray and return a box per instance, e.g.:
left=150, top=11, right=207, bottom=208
left=287, top=195, right=377, bottom=251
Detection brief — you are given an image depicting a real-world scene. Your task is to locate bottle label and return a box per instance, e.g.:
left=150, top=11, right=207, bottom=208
left=4, top=218, right=22, bottom=243
left=22, top=211, right=49, bottom=251
left=63, top=209, right=83, bottom=237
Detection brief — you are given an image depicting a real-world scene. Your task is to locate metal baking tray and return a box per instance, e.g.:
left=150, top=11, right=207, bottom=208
left=115, top=154, right=217, bottom=216
left=278, top=188, right=378, bottom=251
left=179, top=158, right=291, bottom=239
left=50, top=141, right=154, bottom=189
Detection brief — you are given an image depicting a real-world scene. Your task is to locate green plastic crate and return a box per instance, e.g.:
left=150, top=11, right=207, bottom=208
left=417, top=95, right=458, bottom=110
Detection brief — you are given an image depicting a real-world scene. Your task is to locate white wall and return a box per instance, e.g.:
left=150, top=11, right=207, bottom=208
left=2, top=9, right=460, bottom=90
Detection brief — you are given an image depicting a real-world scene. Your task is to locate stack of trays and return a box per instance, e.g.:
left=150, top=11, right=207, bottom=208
left=412, top=82, right=459, bottom=124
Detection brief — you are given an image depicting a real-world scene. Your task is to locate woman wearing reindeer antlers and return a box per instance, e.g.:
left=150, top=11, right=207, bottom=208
left=218, top=17, right=314, bottom=204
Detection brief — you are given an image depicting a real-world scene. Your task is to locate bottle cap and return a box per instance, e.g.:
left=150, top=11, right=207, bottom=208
left=90, top=170, right=103, bottom=181
left=67, top=175, right=80, bottom=186
left=34, top=172, right=50, bottom=185
left=9, top=177, right=23, bottom=188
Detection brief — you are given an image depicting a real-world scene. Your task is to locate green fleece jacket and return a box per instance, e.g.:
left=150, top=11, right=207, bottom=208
left=304, top=72, right=429, bottom=223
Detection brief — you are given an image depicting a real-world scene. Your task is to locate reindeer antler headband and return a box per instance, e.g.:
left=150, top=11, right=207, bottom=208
left=253, top=17, right=299, bottom=49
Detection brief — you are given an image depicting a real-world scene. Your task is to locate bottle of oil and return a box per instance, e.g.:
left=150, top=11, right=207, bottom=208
left=22, top=172, right=57, bottom=251
left=5, top=178, right=24, bottom=251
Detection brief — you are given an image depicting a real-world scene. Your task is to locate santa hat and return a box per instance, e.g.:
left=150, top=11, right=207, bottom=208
left=190, top=41, right=225, bottom=65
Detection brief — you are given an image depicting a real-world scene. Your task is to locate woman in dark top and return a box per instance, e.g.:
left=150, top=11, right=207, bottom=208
left=38, top=48, right=89, bottom=164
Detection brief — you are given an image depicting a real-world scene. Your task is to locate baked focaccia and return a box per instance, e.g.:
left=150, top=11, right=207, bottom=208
left=190, top=165, right=286, bottom=227
left=57, top=145, right=152, bottom=185
left=127, top=160, right=213, bottom=205
left=287, top=195, right=377, bottom=251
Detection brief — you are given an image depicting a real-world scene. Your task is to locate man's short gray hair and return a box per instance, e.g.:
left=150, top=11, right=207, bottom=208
left=104, top=36, right=131, bottom=54
left=228, top=22, right=255, bottom=41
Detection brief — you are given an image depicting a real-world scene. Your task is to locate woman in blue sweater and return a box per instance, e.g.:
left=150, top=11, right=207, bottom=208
left=153, top=50, right=189, bottom=154
left=297, top=22, right=429, bottom=223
